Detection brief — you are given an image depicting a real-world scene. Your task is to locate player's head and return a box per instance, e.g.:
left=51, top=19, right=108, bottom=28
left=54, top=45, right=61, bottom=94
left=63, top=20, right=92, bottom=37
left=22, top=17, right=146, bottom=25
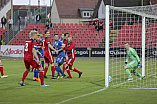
left=37, top=34, right=41, bottom=41
left=29, top=30, right=38, bottom=40
left=44, top=30, right=50, bottom=38
left=61, top=33, right=64, bottom=39
left=68, top=34, right=72, bottom=42
left=64, top=33, right=69, bottom=40
left=39, top=32, right=43, bottom=39
left=54, top=34, right=59, bottom=41
left=124, top=42, right=130, bottom=50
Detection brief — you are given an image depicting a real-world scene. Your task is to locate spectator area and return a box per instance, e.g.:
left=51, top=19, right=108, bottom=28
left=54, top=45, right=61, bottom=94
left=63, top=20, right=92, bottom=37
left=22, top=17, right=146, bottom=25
left=0, top=27, right=8, bottom=36
left=111, top=23, right=157, bottom=48
left=8, top=23, right=105, bottom=48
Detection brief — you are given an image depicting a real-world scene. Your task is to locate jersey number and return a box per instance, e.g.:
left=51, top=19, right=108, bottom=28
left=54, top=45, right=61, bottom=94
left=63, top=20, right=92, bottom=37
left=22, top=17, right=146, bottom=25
left=25, top=43, right=28, bottom=51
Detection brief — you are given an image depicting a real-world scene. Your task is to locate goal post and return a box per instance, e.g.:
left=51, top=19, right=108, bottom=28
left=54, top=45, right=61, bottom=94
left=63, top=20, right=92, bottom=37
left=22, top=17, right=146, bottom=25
left=142, top=16, right=145, bottom=77
left=105, top=5, right=110, bottom=88
left=105, top=4, right=157, bottom=89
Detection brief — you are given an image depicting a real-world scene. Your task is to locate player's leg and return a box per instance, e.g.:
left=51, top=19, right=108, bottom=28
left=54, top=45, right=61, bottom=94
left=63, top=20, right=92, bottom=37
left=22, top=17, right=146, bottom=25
left=69, top=59, right=82, bottom=78
left=43, top=56, right=49, bottom=78
left=57, top=56, right=65, bottom=77
left=72, top=67, right=82, bottom=78
left=50, top=55, right=56, bottom=78
left=38, top=67, right=49, bottom=87
left=55, top=63, right=61, bottom=79
left=33, top=54, right=40, bottom=81
left=40, top=51, right=44, bottom=70
left=124, top=62, right=134, bottom=81
left=62, top=55, right=68, bottom=73
left=32, top=60, right=49, bottom=87
left=20, top=61, right=30, bottom=86
left=131, top=67, right=145, bottom=79
left=33, top=69, right=40, bottom=81
left=62, top=62, right=66, bottom=73
left=65, top=58, right=72, bottom=78
left=0, top=60, right=8, bottom=78
left=41, top=57, right=44, bottom=70
left=66, top=65, right=72, bottom=78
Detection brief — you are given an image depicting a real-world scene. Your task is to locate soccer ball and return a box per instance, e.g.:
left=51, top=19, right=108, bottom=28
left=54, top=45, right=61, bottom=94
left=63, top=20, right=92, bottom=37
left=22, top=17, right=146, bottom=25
left=109, top=76, right=112, bottom=82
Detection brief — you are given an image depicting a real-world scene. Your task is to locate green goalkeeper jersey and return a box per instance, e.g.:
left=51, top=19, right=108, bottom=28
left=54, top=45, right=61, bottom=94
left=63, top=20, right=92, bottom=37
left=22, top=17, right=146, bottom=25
left=126, top=48, right=140, bottom=63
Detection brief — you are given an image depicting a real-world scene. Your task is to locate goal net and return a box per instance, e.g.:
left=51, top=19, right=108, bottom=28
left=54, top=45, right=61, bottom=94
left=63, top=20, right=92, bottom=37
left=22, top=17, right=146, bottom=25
left=105, top=4, right=157, bottom=89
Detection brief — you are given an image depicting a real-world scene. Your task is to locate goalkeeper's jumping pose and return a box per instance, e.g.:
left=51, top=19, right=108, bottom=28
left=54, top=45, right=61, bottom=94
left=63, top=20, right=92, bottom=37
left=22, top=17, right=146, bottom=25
left=123, top=42, right=145, bottom=81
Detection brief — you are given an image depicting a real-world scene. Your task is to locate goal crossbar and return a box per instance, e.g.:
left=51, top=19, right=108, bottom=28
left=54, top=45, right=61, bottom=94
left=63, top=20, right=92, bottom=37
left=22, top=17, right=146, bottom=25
left=109, top=5, right=157, bottom=19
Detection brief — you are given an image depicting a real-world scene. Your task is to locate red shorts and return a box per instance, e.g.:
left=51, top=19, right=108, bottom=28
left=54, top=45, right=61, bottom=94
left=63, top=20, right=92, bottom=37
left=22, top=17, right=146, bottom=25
left=66, top=58, right=75, bottom=66
left=44, top=54, right=54, bottom=64
left=24, top=58, right=41, bottom=69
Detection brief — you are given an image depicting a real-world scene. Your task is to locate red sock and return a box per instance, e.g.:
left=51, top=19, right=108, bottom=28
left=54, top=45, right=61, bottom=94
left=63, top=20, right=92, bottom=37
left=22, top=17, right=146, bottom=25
left=51, top=66, right=56, bottom=76
left=66, top=69, right=72, bottom=78
left=73, top=68, right=81, bottom=74
left=39, top=71, right=44, bottom=85
left=0, top=65, right=4, bottom=76
left=44, top=66, right=48, bottom=76
left=21, top=71, right=29, bottom=82
left=63, top=64, right=65, bottom=73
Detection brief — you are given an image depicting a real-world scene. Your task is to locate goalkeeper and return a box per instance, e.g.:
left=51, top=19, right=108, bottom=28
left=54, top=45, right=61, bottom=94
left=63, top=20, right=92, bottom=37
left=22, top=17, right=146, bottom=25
left=123, top=42, right=145, bottom=81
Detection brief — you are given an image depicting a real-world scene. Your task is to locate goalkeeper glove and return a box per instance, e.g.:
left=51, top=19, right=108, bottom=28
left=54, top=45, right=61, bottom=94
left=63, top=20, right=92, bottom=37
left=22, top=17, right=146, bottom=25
left=138, top=62, right=142, bottom=68
left=123, top=62, right=127, bottom=67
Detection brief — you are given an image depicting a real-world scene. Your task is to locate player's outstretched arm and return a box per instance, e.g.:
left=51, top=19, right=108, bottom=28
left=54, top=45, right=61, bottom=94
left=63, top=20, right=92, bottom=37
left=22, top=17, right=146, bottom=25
left=48, top=44, right=56, bottom=52
left=57, top=45, right=65, bottom=52
left=37, top=50, right=42, bottom=56
left=32, top=48, right=39, bottom=63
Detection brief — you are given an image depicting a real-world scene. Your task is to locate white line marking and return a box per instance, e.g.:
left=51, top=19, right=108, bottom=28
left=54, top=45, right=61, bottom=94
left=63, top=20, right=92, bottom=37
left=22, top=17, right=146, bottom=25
left=55, top=87, right=107, bottom=104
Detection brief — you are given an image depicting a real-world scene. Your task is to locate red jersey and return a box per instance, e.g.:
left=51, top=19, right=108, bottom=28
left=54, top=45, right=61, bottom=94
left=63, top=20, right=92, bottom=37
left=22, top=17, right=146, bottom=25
left=43, top=37, right=51, bottom=56
left=64, top=42, right=75, bottom=59
left=36, top=40, right=43, bottom=52
left=24, top=39, right=36, bottom=60
left=99, top=21, right=103, bottom=24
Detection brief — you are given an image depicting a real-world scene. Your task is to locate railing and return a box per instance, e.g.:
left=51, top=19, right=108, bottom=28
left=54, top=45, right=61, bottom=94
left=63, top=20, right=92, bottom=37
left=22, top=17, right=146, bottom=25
left=2, top=19, right=27, bottom=45
left=0, top=0, right=10, bottom=11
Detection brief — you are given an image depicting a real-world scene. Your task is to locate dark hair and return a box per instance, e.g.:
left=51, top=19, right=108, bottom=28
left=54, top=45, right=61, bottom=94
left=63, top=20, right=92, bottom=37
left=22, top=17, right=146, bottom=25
left=64, top=33, right=69, bottom=36
left=39, top=32, right=42, bottom=34
left=44, top=30, right=49, bottom=34
left=124, top=42, right=129, bottom=45
left=54, top=34, right=58, bottom=36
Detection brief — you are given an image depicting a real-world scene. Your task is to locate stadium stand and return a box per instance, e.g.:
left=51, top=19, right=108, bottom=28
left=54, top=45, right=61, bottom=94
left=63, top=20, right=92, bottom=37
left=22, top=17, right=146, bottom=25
left=8, top=23, right=105, bottom=48
left=0, top=27, right=8, bottom=36
left=111, top=23, right=157, bottom=48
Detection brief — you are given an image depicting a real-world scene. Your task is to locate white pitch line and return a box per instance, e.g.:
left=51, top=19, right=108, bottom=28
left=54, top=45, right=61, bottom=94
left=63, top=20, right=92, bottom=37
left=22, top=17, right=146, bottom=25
left=55, top=87, right=107, bottom=104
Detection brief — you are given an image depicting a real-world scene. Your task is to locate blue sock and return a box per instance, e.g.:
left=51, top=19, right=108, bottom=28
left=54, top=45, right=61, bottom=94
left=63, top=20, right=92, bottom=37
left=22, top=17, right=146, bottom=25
left=55, top=66, right=60, bottom=76
left=36, top=69, right=39, bottom=78
left=41, top=61, right=44, bottom=70
left=34, top=69, right=37, bottom=77
left=34, top=69, right=39, bottom=78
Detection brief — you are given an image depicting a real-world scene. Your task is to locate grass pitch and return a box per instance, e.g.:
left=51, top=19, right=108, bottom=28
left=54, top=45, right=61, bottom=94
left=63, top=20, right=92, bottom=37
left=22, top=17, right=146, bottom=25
left=0, top=57, right=157, bottom=104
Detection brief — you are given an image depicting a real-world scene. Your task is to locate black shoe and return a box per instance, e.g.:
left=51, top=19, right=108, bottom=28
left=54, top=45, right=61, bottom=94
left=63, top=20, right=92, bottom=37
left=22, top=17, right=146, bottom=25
left=52, top=76, right=56, bottom=79
left=79, top=72, right=82, bottom=78
left=141, top=76, right=145, bottom=80
left=66, top=76, right=72, bottom=79
left=44, top=76, right=47, bottom=78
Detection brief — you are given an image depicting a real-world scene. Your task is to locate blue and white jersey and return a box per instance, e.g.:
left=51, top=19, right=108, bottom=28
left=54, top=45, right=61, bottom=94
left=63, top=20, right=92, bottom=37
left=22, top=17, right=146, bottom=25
left=59, top=38, right=63, bottom=42
left=52, top=40, right=65, bottom=57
